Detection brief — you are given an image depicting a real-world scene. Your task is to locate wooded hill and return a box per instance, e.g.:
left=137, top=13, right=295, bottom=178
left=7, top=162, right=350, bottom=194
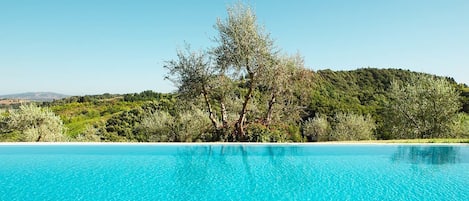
left=312, top=68, right=469, bottom=116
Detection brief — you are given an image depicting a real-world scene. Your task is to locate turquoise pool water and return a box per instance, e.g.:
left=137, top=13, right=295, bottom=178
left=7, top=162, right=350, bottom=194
left=0, top=144, right=468, bottom=200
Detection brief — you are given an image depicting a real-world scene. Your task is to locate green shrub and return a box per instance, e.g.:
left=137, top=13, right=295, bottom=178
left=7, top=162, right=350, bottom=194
left=290, top=126, right=305, bottom=142
left=246, top=123, right=273, bottom=142
left=384, top=74, right=460, bottom=139
left=73, top=125, right=102, bottom=142
left=175, top=109, right=212, bottom=142
left=0, top=110, right=9, bottom=134
left=138, top=110, right=174, bottom=142
left=139, top=109, right=212, bottom=142
left=245, top=123, right=291, bottom=142
left=8, top=104, right=66, bottom=142
left=302, top=114, right=331, bottom=142
left=451, top=113, right=469, bottom=138
left=0, top=131, right=22, bottom=142
left=330, top=113, right=376, bottom=141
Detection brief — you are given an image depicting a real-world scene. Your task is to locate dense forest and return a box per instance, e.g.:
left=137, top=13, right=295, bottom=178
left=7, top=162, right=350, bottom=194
left=1, top=3, right=468, bottom=142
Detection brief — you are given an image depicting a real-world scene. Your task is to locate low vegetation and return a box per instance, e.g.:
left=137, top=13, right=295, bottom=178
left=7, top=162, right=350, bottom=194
left=1, top=104, right=65, bottom=142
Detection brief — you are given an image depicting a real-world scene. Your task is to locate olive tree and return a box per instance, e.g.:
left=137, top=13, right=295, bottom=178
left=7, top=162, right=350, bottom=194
left=212, top=3, right=276, bottom=139
left=331, top=112, right=376, bottom=141
left=165, top=3, right=309, bottom=141
left=8, top=104, right=66, bottom=142
left=385, top=74, right=460, bottom=139
left=302, top=114, right=331, bottom=142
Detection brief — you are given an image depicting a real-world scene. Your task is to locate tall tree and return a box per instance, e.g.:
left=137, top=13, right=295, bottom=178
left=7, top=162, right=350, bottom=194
left=213, top=3, right=275, bottom=139
left=385, top=74, right=461, bottom=138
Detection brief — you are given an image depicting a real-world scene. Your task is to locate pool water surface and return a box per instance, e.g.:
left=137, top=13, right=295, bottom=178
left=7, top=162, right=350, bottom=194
left=0, top=144, right=468, bottom=200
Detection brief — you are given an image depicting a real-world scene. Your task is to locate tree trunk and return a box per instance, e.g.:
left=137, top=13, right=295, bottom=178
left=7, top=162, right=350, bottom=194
left=202, top=87, right=219, bottom=130
left=236, top=72, right=255, bottom=139
left=220, top=100, right=228, bottom=128
left=264, top=91, right=276, bottom=126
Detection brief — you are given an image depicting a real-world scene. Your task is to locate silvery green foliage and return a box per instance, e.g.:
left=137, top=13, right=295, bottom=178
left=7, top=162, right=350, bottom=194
left=141, top=109, right=212, bottom=142
left=0, top=109, right=9, bottom=133
left=165, top=46, right=228, bottom=131
left=165, top=46, right=214, bottom=98
left=213, top=3, right=274, bottom=74
left=140, top=110, right=174, bottom=142
left=261, top=54, right=306, bottom=126
left=302, top=114, right=331, bottom=142
left=176, top=109, right=212, bottom=142
left=331, top=113, right=376, bottom=141
left=8, top=104, right=66, bottom=142
left=213, top=3, right=275, bottom=137
left=166, top=3, right=301, bottom=139
left=449, top=113, right=469, bottom=138
left=74, top=125, right=101, bottom=142
left=385, top=74, right=460, bottom=139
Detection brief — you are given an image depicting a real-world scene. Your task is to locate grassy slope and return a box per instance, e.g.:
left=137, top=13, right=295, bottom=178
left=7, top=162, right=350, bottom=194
left=51, top=98, right=144, bottom=137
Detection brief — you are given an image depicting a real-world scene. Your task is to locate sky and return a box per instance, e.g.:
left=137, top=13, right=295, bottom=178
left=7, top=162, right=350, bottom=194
left=1, top=0, right=468, bottom=95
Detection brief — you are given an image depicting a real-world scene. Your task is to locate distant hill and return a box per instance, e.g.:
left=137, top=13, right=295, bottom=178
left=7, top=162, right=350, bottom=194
left=0, top=92, right=69, bottom=102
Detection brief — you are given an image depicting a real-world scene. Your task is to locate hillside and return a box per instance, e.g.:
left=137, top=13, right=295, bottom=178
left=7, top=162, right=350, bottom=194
left=312, top=68, right=469, bottom=115
left=0, top=92, right=69, bottom=102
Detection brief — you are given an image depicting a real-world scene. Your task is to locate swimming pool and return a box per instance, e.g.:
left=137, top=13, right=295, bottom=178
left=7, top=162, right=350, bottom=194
left=0, top=144, right=468, bottom=200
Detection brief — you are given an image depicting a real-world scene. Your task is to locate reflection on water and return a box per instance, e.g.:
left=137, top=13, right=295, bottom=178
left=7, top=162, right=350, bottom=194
left=391, top=146, right=461, bottom=165
left=175, top=145, right=301, bottom=156
left=167, top=145, right=304, bottom=199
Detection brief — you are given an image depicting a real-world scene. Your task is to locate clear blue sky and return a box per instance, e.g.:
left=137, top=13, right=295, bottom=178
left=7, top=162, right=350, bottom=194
left=1, top=0, right=468, bottom=95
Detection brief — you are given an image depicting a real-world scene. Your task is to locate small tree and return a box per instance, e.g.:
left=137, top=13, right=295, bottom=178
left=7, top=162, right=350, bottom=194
left=385, top=74, right=460, bottom=139
left=8, top=104, right=66, bottom=142
left=302, top=114, right=331, bottom=142
left=331, top=113, right=376, bottom=141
